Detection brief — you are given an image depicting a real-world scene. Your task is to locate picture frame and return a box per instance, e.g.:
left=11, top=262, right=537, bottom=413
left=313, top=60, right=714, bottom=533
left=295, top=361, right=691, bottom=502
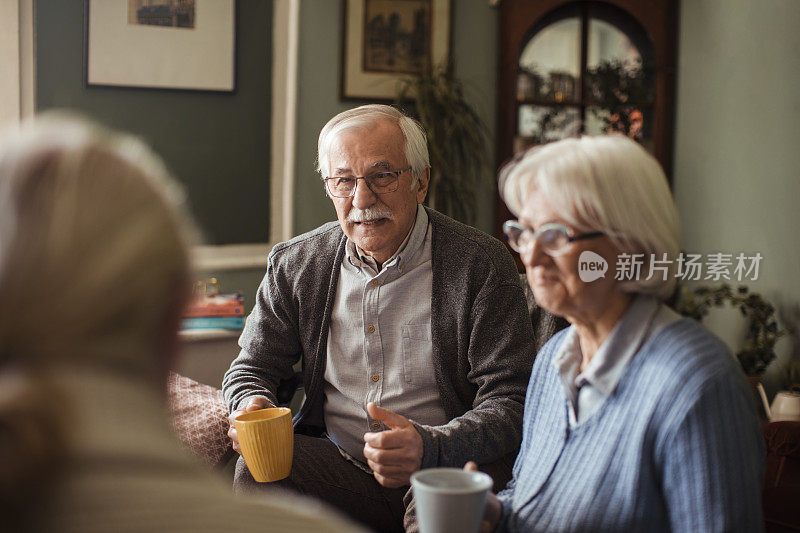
left=341, top=0, right=451, bottom=101
left=84, top=0, right=236, bottom=92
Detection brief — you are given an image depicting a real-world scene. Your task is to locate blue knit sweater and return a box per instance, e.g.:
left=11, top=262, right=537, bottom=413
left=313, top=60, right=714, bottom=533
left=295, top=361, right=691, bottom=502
left=498, top=318, right=765, bottom=532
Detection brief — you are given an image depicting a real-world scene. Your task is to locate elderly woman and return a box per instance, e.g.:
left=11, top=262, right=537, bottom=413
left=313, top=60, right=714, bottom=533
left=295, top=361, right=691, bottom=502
left=470, top=136, right=764, bottom=532
left=0, top=115, right=362, bottom=533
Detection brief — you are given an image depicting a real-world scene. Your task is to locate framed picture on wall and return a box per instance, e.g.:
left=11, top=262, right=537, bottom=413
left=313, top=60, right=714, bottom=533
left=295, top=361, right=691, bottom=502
left=84, top=0, right=235, bottom=92
left=341, top=0, right=451, bottom=100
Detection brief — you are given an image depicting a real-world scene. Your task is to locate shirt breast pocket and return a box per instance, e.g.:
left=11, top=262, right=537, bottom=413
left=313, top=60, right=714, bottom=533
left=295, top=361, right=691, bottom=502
left=401, top=324, right=432, bottom=385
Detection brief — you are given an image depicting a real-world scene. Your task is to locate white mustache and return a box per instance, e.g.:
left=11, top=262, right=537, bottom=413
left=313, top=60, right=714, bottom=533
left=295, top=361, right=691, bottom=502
left=346, top=206, right=394, bottom=223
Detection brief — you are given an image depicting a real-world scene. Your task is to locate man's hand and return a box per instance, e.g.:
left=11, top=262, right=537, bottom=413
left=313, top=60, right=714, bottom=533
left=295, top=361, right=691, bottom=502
left=228, top=396, right=273, bottom=454
left=362, top=402, right=423, bottom=488
left=464, top=462, right=502, bottom=533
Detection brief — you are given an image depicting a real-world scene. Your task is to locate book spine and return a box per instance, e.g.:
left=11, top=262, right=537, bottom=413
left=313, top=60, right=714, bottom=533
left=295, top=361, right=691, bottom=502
left=181, top=316, right=245, bottom=330
left=184, top=293, right=245, bottom=317
left=183, top=304, right=245, bottom=317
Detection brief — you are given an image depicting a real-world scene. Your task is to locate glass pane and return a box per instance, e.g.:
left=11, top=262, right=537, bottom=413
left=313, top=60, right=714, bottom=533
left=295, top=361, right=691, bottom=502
left=518, top=17, right=580, bottom=102
left=586, top=10, right=654, bottom=105
left=585, top=105, right=654, bottom=153
left=587, top=18, right=641, bottom=70
left=516, top=105, right=580, bottom=152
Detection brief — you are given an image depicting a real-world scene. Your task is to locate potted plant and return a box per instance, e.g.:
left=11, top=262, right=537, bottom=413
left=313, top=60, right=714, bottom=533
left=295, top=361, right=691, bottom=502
left=395, top=62, right=492, bottom=225
left=674, top=284, right=786, bottom=377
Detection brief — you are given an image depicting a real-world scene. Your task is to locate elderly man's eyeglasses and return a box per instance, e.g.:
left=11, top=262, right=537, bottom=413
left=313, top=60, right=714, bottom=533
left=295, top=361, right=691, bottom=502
left=324, top=167, right=412, bottom=198
left=503, top=220, right=604, bottom=257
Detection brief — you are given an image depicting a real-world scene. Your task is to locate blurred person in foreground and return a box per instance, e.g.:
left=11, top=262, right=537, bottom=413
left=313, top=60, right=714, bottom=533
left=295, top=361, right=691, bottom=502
left=466, top=135, right=765, bottom=532
left=0, top=115, right=363, bottom=533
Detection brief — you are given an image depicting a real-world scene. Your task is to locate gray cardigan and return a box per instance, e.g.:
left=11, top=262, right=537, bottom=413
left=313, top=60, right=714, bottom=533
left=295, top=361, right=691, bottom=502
left=223, top=208, right=537, bottom=472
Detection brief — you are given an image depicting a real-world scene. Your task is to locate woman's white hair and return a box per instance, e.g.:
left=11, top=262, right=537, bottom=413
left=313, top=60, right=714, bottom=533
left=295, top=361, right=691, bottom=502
left=316, top=104, right=429, bottom=187
left=499, top=135, right=680, bottom=300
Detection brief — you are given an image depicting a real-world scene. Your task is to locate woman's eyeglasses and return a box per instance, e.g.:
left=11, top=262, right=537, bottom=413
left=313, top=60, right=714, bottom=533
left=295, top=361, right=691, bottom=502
left=503, top=220, right=604, bottom=256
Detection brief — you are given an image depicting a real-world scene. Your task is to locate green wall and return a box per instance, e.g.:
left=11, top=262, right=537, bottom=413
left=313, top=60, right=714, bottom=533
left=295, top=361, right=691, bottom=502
left=292, top=0, right=499, bottom=236
left=34, top=0, right=271, bottom=245
left=673, top=0, right=800, bottom=392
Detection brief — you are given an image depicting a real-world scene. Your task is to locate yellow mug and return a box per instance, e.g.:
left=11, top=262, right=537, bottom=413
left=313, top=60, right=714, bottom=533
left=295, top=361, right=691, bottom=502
left=234, top=407, right=293, bottom=482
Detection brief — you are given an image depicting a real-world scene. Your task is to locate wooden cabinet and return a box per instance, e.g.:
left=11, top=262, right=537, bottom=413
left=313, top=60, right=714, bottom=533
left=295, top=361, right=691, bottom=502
left=496, top=0, right=678, bottom=238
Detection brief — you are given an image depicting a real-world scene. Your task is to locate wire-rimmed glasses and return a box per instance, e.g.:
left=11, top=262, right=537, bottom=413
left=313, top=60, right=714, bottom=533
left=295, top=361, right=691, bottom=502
left=324, top=167, right=412, bottom=198
left=503, top=220, right=604, bottom=256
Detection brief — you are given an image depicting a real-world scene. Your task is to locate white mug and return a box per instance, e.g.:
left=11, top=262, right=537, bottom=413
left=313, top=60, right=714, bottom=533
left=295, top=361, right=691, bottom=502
left=411, top=468, right=494, bottom=533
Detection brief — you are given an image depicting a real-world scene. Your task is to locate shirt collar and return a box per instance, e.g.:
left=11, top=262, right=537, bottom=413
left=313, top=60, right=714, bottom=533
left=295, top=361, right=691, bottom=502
left=346, top=205, right=428, bottom=274
left=552, top=294, right=662, bottom=397
left=551, top=327, right=583, bottom=407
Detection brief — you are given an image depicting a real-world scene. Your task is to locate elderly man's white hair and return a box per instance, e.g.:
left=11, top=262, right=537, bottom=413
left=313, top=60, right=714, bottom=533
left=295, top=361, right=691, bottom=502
left=499, top=135, right=680, bottom=301
left=316, top=104, right=429, bottom=188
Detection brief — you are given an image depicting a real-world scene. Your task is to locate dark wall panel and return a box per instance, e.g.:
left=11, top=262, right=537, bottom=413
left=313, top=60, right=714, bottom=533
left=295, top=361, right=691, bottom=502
left=35, top=0, right=271, bottom=244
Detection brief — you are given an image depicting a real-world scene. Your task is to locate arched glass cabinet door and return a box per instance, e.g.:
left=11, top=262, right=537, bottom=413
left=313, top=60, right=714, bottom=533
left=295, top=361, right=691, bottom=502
left=514, top=2, right=655, bottom=154
left=496, top=0, right=677, bottom=242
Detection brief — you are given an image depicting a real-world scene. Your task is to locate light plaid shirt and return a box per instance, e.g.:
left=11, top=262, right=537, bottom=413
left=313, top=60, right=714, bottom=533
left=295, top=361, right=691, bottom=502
left=324, top=206, right=448, bottom=463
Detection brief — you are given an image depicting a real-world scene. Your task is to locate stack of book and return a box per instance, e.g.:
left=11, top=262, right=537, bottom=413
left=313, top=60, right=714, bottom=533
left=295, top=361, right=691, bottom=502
left=182, top=292, right=245, bottom=331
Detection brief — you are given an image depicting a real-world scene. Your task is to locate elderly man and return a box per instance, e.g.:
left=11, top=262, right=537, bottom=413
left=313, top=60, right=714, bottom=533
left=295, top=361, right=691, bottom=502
left=223, top=104, right=547, bottom=532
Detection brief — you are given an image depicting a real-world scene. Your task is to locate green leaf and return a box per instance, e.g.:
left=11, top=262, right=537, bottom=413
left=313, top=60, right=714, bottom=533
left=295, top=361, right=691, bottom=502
left=395, top=62, right=491, bottom=225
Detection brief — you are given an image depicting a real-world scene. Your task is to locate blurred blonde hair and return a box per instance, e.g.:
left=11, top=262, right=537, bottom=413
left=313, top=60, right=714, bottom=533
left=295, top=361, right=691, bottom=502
left=499, top=135, right=680, bottom=300
left=0, top=113, right=197, bottom=527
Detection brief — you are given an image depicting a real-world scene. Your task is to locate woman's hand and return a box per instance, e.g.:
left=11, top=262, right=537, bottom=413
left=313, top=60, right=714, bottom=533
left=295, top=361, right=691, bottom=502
left=464, top=461, right=502, bottom=533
